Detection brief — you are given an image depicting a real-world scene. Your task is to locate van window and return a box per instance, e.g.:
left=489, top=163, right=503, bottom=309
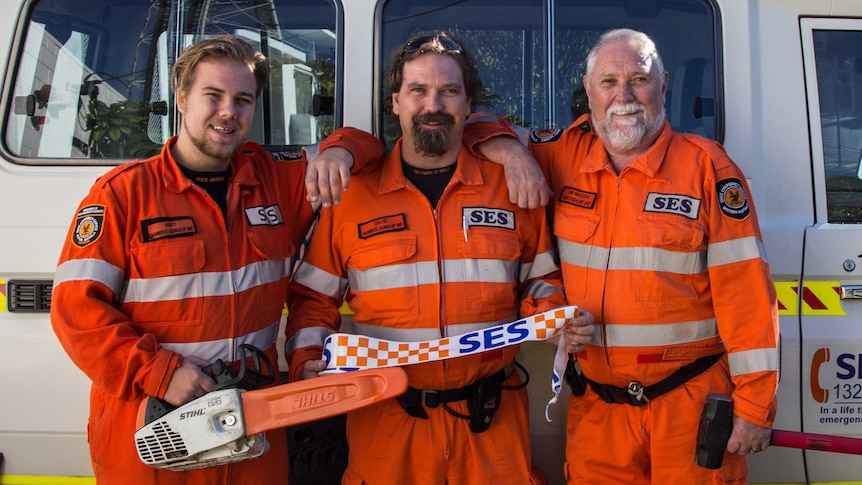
left=810, top=29, right=862, bottom=223
left=378, top=0, right=719, bottom=149
left=3, top=0, right=339, bottom=165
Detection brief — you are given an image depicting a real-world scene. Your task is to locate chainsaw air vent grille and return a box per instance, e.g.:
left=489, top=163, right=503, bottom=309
left=135, top=421, right=188, bottom=464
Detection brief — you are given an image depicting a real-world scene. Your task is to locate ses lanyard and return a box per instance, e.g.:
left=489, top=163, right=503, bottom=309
left=320, top=305, right=578, bottom=422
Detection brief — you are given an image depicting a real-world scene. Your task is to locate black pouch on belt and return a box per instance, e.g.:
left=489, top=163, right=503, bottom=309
left=467, top=369, right=504, bottom=433
left=564, top=353, right=586, bottom=397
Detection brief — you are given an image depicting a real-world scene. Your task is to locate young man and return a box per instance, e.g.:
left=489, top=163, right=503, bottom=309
left=471, top=29, right=779, bottom=484
left=50, top=35, right=381, bottom=484
left=285, top=31, right=590, bottom=485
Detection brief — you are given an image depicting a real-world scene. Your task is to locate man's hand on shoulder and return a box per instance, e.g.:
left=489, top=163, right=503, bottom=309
left=477, top=135, right=550, bottom=209
left=305, top=145, right=354, bottom=209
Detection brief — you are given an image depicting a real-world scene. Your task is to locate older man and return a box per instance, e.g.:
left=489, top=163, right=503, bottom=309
left=470, top=28, right=779, bottom=484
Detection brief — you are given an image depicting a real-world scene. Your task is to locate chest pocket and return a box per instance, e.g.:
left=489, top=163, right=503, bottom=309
left=457, top=229, right=522, bottom=312
left=128, top=239, right=205, bottom=326
left=553, top=208, right=601, bottom=299
left=348, top=234, right=419, bottom=318
left=632, top=217, right=706, bottom=302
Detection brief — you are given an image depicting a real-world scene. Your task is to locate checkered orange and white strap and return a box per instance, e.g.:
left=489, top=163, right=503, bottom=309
left=320, top=305, right=578, bottom=422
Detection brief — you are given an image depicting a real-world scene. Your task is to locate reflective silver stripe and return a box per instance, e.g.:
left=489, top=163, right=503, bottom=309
left=160, top=320, right=280, bottom=362
left=353, top=317, right=511, bottom=341
left=54, top=258, right=125, bottom=297
left=352, top=322, right=442, bottom=341
left=729, top=347, right=779, bottom=376
left=123, top=258, right=291, bottom=303
left=591, top=318, right=718, bottom=347
left=445, top=318, right=512, bottom=337
left=558, top=240, right=707, bottom=274
left=348, top=261, right=439, bottom=291
left=609, top=246, right=706, bottom=274
left=522, top=250, right=560, bottom=282
left=293, top=261, right=347, bottom=299
left=442, top=258, right=517, bottom=284
left=708, top=236, right=768, bottom=267
left=285, top=326, right=334, bottom=355
left=523, top=279, right=563, bottom=300
left=558, top=240, right=610, bottom=270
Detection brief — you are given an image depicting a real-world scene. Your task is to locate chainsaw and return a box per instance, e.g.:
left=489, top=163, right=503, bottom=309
left=134, top=344, right=407, bottom=471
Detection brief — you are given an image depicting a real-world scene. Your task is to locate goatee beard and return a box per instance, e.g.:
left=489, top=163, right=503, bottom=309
left=411, top=111, right=455, bottom=157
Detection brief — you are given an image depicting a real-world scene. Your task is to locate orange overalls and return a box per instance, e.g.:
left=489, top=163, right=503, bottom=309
left=285, top=139, right=567, bottom=485
left=465, top=118, right=779, bottom=484
left=50, top=131, right=381, bottom=485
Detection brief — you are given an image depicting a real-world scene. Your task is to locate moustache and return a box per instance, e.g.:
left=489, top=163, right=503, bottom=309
left=413, top=111, right=455, bottom=126
left=606, top=102, right=646, bottom=117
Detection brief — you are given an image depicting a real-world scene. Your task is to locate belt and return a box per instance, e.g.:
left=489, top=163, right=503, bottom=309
left=396, top=363, right=516, bottom=418
left=400, top=363, right=513, bottom=407
left=585, top=352, right=724, bottom=406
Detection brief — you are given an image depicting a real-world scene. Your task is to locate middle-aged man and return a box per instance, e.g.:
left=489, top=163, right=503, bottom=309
left=284, top=31, right=592, bottom=485
left=467, top=28, right=779, bottom=484
left=50, top=35, right=381, bottom=485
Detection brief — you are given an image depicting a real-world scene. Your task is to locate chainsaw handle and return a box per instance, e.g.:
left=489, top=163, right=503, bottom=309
left=201, top=344, right=276, bottom=392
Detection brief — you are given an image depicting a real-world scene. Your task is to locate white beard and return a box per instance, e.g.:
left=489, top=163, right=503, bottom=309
left=596, top=102, right=665, bottom=153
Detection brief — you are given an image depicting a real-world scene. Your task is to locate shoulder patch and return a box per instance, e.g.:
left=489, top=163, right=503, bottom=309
left=73, top=205, right=106, bottom=248
left=716, top=178, right=750, bottom=220
left=529, top=128, right=563, bottom=144
left=358, top=214, right=407, bottom=239
left=270, top=149, right=304, bottom=161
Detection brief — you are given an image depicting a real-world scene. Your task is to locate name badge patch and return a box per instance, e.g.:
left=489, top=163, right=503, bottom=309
left=559, top=187, right=597, bottom=209
left=358, top=214, right=407, bottom=239
left=644, top=193, right=701, bottom=219
left=142, top=217, right=197, bottom=242
left=463, top=207, right=515, bottom=230
left=716, top=179, right=750, bottom=220
left=245, top=205, right=284, bottom=226
left=73, top=205, right=106, bottom=248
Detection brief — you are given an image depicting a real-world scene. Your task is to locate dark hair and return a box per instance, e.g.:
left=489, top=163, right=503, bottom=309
left=171, top=35, right=270, bottom=97
left=385, top=31, right=482, bottom=112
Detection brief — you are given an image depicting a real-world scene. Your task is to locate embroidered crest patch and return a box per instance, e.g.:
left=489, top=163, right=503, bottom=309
left=529, top=128, right=563, bottom=144
left=716, top=178, right=750, bottom=220
left=73, top=205, right=106, bottom=248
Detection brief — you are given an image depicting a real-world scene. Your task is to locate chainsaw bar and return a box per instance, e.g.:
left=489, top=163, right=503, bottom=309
left=134, top=367, right=407, bottom=470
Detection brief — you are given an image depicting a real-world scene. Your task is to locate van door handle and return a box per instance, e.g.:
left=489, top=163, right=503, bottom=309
left=839, top=285, right=862, bottom=299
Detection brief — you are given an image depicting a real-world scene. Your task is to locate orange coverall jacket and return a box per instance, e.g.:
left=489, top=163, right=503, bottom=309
left=465, top=117, right=779, bottom=483
left=50, top=131, right=381, bottom=485
left=285, top=140, right=567, bottom=484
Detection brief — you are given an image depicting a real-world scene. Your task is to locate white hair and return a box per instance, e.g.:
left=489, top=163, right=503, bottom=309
left=585, top=28, right=665, bottom=80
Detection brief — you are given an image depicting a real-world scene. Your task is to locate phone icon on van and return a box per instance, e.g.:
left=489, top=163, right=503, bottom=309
left=811, top=347, right=830, bottom=404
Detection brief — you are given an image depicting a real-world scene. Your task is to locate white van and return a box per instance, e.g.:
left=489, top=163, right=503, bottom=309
left=0, top=0, right=860, bottom=484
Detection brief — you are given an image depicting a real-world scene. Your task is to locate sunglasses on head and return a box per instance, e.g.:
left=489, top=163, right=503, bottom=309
left=400, top=35, right=463, bottom=59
